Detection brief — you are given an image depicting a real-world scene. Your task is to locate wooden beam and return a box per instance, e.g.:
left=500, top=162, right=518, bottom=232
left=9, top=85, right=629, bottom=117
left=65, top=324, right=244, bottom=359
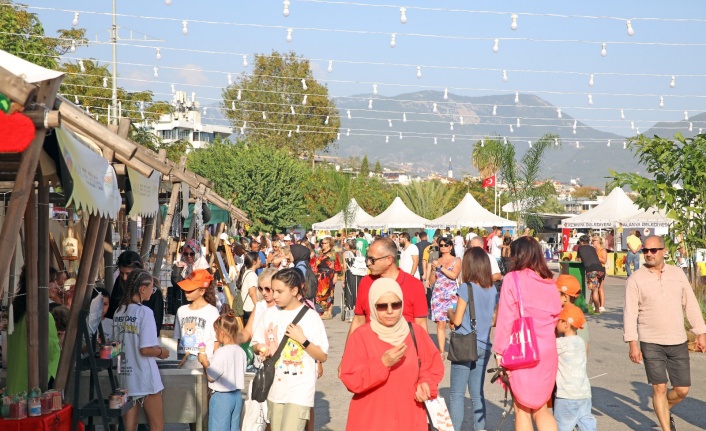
left=24, top=190, right=39, bottom=392
left=0, top=76, right=63, bottom=300
left=82, top=218, right=109, bottom=310
left=23, top=110, right=61, bottom=129
left=104, top=221, right=115, bottom=294
left=140, top=217, right=155, bottom=261
left=37, top=176, right=50, bottom=391
left=0, top=65, right=39, bottom=106
left=152, top=157, right=185, bottom=278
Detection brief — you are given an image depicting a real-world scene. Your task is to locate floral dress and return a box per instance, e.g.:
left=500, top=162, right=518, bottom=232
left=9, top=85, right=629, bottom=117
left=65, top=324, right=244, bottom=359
left=430, top=259, right=458, bottom=321
left=313, top=252, right=342, bottom=312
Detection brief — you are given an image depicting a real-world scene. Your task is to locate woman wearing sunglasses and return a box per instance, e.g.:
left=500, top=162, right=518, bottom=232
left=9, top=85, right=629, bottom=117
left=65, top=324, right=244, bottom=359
left=170, top=239, right=210, bottom=314
left=428, top=238, right=462, bottom=358
left=340, top=278, right=444, bottom=430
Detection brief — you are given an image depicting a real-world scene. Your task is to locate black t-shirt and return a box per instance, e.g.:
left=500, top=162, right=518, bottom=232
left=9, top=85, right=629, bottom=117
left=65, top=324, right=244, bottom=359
left=577, top=245, right=604, bottom=272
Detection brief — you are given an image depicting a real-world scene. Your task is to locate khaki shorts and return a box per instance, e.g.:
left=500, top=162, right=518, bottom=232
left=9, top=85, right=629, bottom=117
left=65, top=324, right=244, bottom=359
left=267, top=401, right=310, bottom=431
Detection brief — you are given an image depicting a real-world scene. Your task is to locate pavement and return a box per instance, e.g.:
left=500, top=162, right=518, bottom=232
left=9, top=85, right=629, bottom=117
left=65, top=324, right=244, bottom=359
left=165, top=268, right=706, bottom=430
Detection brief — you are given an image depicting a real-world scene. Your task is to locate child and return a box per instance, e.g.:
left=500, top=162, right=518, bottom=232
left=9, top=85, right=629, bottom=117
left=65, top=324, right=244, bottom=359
left=197, top=311, right=247, bottom=431
left=556, top=274, right=590, bottom=353
left=251, top=268, right=329, bottom=431
left=554, top=304, right=597, bottom=431
left=174, top=269, right=221, bottom=369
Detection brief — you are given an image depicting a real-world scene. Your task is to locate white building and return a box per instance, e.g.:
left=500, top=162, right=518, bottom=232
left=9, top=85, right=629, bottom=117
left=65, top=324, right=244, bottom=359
left=151, top=91, right=233, bottom=150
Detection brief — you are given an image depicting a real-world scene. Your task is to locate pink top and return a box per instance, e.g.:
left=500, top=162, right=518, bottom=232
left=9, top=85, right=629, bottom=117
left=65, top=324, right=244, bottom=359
left=493, top=269, right=562, bottom=409
left=624, top=264, right=706, bottom=344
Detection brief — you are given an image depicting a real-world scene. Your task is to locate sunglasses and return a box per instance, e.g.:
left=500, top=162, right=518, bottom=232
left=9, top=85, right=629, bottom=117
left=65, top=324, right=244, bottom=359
left=365, top=255, right=392, bottom=264
left=183, top=252, right=195, bottom=257
left=257, top=285, right=272, bottom=293
left=642, top=247, right=664, bottom=254
left=439, top=243, right=452, bottom=247
left=141, top=283, right=158, bottom=294
left=375, top=301, right=403, bottom=312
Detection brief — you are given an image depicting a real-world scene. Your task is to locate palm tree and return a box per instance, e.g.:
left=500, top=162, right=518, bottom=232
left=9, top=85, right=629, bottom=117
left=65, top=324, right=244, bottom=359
left=471, top=137, right=505, bottom=178
left=397, top=180, right=453, bottom=219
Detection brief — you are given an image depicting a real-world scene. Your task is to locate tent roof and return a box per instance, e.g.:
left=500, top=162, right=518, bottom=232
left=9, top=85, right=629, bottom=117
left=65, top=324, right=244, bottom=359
left=563, top=188, right=640, bottom=228
left=358, top=197, right=430, bottom=229
left=312, top=198, right=374, bottom=231
left=429, top=193, right=517, bottom=228
left=618, top=207, right=674, bottom=228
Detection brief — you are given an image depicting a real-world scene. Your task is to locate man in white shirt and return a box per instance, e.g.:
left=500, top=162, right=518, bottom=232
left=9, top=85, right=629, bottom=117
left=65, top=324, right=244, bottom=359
left=490, top=226, right=503, bottom=264
left=398, top=232, right=420, bottom=279
left=464, top=228, right=478, bottom=247
left=363, top=228, right=374, bottom=243
left=453, top=230, right=465, bottom=257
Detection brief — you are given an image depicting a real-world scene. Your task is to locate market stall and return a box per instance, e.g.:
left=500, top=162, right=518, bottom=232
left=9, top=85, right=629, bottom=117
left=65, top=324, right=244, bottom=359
left=427, top=192, right=516, bottom=229
left=358, top=196, right=430, bottom=230
left=312, top=198, right=374, bottom=231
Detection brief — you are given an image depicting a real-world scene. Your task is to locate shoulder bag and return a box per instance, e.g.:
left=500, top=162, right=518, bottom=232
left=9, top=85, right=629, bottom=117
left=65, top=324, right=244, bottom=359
left=251, top=306, right=309, bottom=402
left=499, top=272, right=540, bottom=370
left=447, top=283, right=478, bottom=362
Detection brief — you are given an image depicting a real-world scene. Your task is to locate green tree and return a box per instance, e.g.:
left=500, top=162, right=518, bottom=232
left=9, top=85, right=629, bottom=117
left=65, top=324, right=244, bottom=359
left=300, top=165, right=351, bottom=229
left=188, top=139, right=307, bottom=232
left=221, top=51, right=340, bottom=160
left=572, top=186, right=601, bottom=200
left=373, top=160, right=382, bottom=176
left=397, top=180, right=453, bottom=219
left=536, top=196, right=565, bottom=214
left=359, top=155, right=370, bottom=177
left=350, top=176, right=395, bottom=215
left=611, top=133, right=706, bottom=283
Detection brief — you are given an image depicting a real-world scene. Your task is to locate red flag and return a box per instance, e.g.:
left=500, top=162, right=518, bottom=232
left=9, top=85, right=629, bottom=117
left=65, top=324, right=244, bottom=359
left=482, top=175, right=496, bottom=188
left=562, top=228, right=571, bottom=252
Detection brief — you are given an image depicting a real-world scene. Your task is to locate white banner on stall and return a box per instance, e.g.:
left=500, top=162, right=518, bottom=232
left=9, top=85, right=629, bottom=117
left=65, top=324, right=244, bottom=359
left=181, top=183, right=190, bottom=218
left=127, top=167, right=161, bottom=218
left=56, top=127, right=121, bottom=219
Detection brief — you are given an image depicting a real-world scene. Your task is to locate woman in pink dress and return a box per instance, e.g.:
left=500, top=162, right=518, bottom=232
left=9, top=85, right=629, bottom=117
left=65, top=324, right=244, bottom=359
left=493, top=236, right=562, bottom=431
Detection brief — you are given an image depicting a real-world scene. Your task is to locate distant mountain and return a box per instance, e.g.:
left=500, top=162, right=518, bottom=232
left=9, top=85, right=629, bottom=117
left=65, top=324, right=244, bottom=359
left=643, top=112, right=706, bottom=139
left=332, top=91, right=644, bottom=186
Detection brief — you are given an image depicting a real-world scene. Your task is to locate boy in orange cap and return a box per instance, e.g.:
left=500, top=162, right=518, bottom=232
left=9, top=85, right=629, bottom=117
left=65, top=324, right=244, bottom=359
left=556, top=274, right=590, bottom=353
left=554, top=304, right=596, bottom=431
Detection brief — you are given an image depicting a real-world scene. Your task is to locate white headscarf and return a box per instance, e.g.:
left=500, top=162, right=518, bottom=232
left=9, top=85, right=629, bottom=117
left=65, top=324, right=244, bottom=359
left=369, top=278, right=410, bottom=346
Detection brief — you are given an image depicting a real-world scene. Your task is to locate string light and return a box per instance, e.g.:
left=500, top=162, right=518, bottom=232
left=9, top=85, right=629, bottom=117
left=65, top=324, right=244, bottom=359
left=400, top=7, right=407, bottom=24
left=481, top=139, right=485, bottom=147
left=290, top=105, right=295, bottom=114
left=262, top=111, right=267, bottom=120
left=630, top=121, right=635, bottom=130
left=620, top=109, right=625, bottom=120
left=301, top=79, right=307, bottom=90
left=324, top=115, right=329, bottom=125
left=503, top=137, right=508, bottom=144
left=443, top=88, right=448, bottom=100
left=576, top=141, right=580, bottom=148
left=670, top=76, right=676, bottom=88
left=502, top=70, right=508, bottom=82
left=607, top=139, right=611, bottom=147
left=70, top=40, right=76, bottom=53
left=399, top=132, right=403, bottom=139
left=403, top=112, right=407, bottom=122
left=493, top=38, right=499, bottom=53
left=103, top=77, right=108, bottom=88
left=492, top=105, right=497, bottom=115
left=514, top=92, right=519, bottom=103
left=689, top=122, right=693, bottom=132
left=289, top=130, right=293, bottom=137
left=600, top=43, right=607, bottom=57
left=684, top=111, right=689, bottom=121
left=516, top=118, right=521, bottom=127
left=346, top=128, right=350, bottom=136
left=236, top=89, right=242, bottom=100
left=452, top=135, right=455, bottom=142
left=528, top=140, right=532, bottom=148
left=231, top=101, right=235, bottom=110
left=557, top=108, right=562, bottom=119
left=347, top=109, right=351, bottom=119
left=327, top=60, right=333, bottom=73
left=156, top=48, right=161, bottom=60
left=295, top=124, right=300, bottom=133
left=227, top=74, right=232, bottom=85
left=573, top=120, right=577, bottom=134
left=416, top=66, right=422, bottom=79
left=302, top=94, right=307, bottom=105
left=286, top=28, right=293, bottom=42
left=659, top=96, right=664, bottom=108
left=636, top=127, right=640, bottom=134
left=72, top=12, right=79, bottom=27
left=171, top=84, right=175, bottom=93
left=510, top=13, right=518, bottom=30
left=368, top=99, right=373, bottom=109
left=388, top=119, right=392, bottom=127
left=432, top=102, right=438, bottom=113
left=554, top=138, right=559, bottom=146
left=390, top=33, right=396, bottom=48
left=242, top=55, right=248, bottom=67
left=449, top=122, right=454, bottom=130
left=626, top=19, right=634, bottom=36
left=78, top=60, right=85, bottom=73
left=459, top=116, right=464, bottom=124
left=588, top=74, right=594, bottom=87
left=153, top=66, right=158, bottom=78
left=509, top=125, right=514, bottom=133
left=434, top=137, right=437, bottom=145
left=623, top=141, right=627, bottom=149
left=336, top=132, right=339, bottom=139
left=373, top=83, right=378, bottom=95
left=588, top=94, right=593, bottom=105
left=283, top=0, right=290, bottom=17
left=182, top=20, right=189, bottom=35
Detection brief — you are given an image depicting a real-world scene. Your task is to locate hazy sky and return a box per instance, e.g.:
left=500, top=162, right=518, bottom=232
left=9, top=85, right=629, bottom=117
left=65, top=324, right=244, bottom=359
left=24, top=0, right=706, bottom=141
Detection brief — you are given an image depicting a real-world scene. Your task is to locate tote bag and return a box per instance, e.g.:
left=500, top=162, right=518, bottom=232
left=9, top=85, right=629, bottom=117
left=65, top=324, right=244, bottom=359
left=447, top=283, right=478, bottom=363
left=499, top=272, right=540, bottom=370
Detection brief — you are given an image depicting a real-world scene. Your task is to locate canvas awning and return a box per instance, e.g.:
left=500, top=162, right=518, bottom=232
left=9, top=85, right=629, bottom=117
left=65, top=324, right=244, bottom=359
left=312, top=198, right=374, bottom=231
left=618, top=207, right=674, bottom=228
left=562, top=188, right=640, bottom=229
left=358, top=197, right=430, bottom=230
left=428, top=193, right=516, bottom=228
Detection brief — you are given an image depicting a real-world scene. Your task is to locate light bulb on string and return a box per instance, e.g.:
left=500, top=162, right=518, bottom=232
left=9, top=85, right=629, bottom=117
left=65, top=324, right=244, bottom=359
left=373, top=83, right=378, bottom=95
left=623, top=141, right=627, bottom=149
left=288, top=130, right=293, bottom=137
left=503, top=137, right=507, bottom=145
left=153, top=66, right=158, bottom=78
left=450, top=122, right=454, bottom=130
left=290, top=105, right=295, bottom=114
left=433, top=103, right=438, bottom=113
left=347, top=110, right=351, bottom=119
left=502, top=70, right=508, bottom=82
left=620, top=109, right=625, bottom=120
left=684, top=111, right=689, bottom=121
left=156, top=48, right=162, bottom=60
left=182, top=20, right=189, bottom=35
left=324, top=116, right=329, bottom=125
left=390, top=33, right=396, bottom=48
left=452, top=135, right=455, bottom=142
left=636, top=127, right=640, bottom=134
left=554, top=138, right=559, bottom=146
left=670, top=76, right=676, bottom=88
left=103, top=77, right=108, bottom=88
left=626, top=19, right=634, bottom=36
left=528, top=141, right=532, bottom=148
left=630, top=121, right=635, bottom=130
left=262, top=111, right=267, bottom=120
left=607, top=140, right=611, bottom=147
left=231, top=101, right=235, bottom=110
left=368, top=99, right=373, bottom=109
left=460, top=116, right=464, bottom=125
left=403, top=113, right=407, bottom=122
left=74, top=95, right=79, bottom=105
left=509, top=125, right=514, bottom=133
left=79, top=60, right=85, bottom=73
left=327, top=61, right=333, bottom=73
left=388, top=119, right=392, bottom=127
left=302, top=95, right=307, bottom=105
left=400, top=7, right=407, bottom=24
left=286, top=28, right=293, bottom=42
left=385, top=136, right=389, bottom=143
left=659, top=96, right=664, bottom=108
left=588, top=94, right=593, bottom=105
left=481, top=139, right=485, bottom=147
left=227, top=74, right=232, bottom=85
left=336, top=132, right=340, bottom=139
left=283, top=0, right=290, bottom=17
left=296, top=125, right=300, bottom=133
left=434, top=138, right=438, bottom=145
left=72, top=12, right=79, bottom=27
left=416, top=66, right=422, bottom=79
left=443, top=88, right=448, bottom=100
left=399, top=132, right=403, bottom=140
left=70, top=40, right=76, bottom=53
left=202, top=107, right=207, bottom=115
left=516, top=118, right=521, bottom=128
left=492, top=105, right=497, bottom=116
left=600, top=43, right=607, bottom=57
left=514, top=92, right=519, bottom=104
left=576, top=141, right=580, bottom=149
left=588, top=74, right=594, bottom=87
left=301, top=79, right=307, bottom=90
left=242, top=55, right=248, bottom=67
left=493, top=38, right=499, bottom=53
left=689, top=122, right=693, bottom=132
left=510, top=13, right=518, bottom=30
left=701, top=128, right=704, bottom=134
left=346, top=128, right=350, bottom=136
left=573, top=120, right=577, bottom=134
left=557, top=108, right=562, bottom=119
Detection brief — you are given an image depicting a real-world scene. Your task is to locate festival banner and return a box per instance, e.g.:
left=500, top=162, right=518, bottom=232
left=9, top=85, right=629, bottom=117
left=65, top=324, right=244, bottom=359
left=127, top=167, right=161, bottom=218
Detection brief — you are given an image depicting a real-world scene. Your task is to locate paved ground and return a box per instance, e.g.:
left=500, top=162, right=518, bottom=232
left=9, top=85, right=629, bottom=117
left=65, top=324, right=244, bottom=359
left=165, top=268, right=706, bottom=430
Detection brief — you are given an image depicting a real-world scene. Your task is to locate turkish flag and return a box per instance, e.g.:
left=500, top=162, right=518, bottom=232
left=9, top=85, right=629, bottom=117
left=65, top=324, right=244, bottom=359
left=482, top=175, right=496, bottom=188
left=562, top=228, right=570, bottom=252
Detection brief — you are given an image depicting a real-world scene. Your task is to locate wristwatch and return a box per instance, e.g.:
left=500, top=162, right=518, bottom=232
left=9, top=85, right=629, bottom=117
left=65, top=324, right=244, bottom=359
left=302, top=339, right=311, bottom=348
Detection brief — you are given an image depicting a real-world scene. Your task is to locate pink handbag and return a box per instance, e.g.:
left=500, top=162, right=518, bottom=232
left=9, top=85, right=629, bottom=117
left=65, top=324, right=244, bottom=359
left=500, top=272, right=540, bottom=370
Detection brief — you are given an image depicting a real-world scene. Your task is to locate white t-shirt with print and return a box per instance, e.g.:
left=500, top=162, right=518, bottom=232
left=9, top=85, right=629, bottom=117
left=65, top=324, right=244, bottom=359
left=556, top=335, right=591, bottom=399
left=101, top=318, right=114, bottom=343
left=113, top=304, right=164, bottom=397
left=251, top=305, right=329, bottom=407
left=207, top=344, right=247, bottom=393
left=399, top=244, right=420, bottom=279
left=173, top=304, right=220, bottom=366
left=240, top=270, right=259, bottom=312
left=490, top=235, right=503, bottom=258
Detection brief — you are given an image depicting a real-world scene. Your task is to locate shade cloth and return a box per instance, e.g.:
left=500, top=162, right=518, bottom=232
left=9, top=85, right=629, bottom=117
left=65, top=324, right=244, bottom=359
left=312, top=198, right=373, bottom=231
left=127, top=168, right=161, bottom=218
left=428, top=193, right=516, bottom=228
left=562, top=188, right=640, bottom=229
left=358, top=197, right=430, bottom=229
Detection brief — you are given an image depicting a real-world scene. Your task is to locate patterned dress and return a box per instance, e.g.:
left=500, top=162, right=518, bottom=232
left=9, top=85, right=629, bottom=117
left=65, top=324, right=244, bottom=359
left=430, top=258, right=459, bottom=321
left=313, top=252, right=342, bottom=312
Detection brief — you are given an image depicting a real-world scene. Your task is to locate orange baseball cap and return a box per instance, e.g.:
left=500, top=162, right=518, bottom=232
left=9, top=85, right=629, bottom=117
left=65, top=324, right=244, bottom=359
left=177, top=269, right=214, bottom=292
left=556, top=274, right=581, bottom=298
left=559, top=303, right=586, bottom=329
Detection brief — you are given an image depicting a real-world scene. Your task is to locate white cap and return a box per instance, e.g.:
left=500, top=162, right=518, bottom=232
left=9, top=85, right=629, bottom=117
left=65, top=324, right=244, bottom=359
left=283, top=234, right=292, bottom=241
left=219, top=232, right=231, bottom=245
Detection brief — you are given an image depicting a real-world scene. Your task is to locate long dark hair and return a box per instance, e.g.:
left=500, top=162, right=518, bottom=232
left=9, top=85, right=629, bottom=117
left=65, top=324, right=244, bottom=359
left=510, top=236, right=553, bottom=279
left=12, top=267, right=28, bottom=324
left=438, top=237, right=456, bottom=257
left=202, top=280, right=217, bottom=307
left=461, top=247, right=493, bottom=288
left=117, top=269, right=153, bottom=313
left=236, top=252, right=260, bottom=289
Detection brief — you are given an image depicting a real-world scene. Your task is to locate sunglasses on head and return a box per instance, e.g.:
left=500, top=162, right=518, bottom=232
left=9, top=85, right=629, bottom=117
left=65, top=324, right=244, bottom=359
left=257, top=285, right=272, bottom=293
left=183, top=252, right=195, bottom=257
left=375, top=301, right=403, bottom=312
left=642, top=247, right=664, bottom=254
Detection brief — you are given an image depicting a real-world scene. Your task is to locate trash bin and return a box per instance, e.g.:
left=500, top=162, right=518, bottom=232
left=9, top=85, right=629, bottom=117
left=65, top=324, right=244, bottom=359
left=559, top=261, right=588, bottom=313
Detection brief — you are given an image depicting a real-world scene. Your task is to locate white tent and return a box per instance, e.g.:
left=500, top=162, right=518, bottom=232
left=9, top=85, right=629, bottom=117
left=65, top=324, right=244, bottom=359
left=312, top=198, right=374, bottom=231
left=358, top=197, right=430, bottom=230
left=619, top=207, right=674, bottom=228
left=562, top=188, right=640, bottom=228
left=428, top=193, right=517, bottom=228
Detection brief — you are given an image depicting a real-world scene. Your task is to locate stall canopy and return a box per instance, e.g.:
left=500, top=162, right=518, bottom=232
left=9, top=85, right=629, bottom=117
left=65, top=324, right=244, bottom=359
left=619, top=207, right=674, bottom=228
left=358, top=197, right=430, bottom=230
left=312, top=198, right=373, bottom=231
left=428, top=193, right=517, bottom=228
left=562, top=188, right=640, bottom=228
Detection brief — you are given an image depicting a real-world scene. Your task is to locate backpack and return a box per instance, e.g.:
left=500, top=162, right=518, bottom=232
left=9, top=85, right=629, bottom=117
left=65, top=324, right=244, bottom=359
left=295, top=261, right=318, bottom=301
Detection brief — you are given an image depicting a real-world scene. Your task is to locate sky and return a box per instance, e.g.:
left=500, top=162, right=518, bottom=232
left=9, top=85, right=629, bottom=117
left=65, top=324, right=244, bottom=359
left=21, top=0, right=706, bottom=144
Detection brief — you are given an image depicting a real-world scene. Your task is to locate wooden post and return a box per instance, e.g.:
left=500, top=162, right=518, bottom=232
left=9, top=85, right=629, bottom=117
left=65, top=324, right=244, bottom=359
left=140, top=217, right=155, bottom=261
left=53, top=214, right=101, bottom=393
left=82, top=219, right=110, bottom=310
left=0, top=76, right=63, bottom=300
left=153, top=183, right=179, bottom=278
left=24, top=188, right=39, bottom=392
left=37, top=177, right=50, bottom=391
left=0, top=65, right=38, bottom=106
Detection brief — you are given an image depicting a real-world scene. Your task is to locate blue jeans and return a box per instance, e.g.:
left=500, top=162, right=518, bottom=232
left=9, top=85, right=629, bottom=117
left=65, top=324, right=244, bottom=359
left=449, top=347, right=491, bottom=431
left=627, top=251, right=640, bottom=276
left=553, top=397, right=596, bottom=431
left=209, top=390, right=243, bottom=431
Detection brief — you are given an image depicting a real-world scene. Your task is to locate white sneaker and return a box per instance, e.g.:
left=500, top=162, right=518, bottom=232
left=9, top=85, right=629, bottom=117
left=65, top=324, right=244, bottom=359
left=599, top=306, right=606, bottom=312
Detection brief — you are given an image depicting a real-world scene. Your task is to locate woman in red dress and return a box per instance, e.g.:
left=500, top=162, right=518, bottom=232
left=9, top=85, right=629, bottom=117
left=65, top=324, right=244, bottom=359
left=340, top=278, right=444, bottom=430
left=313, top=237, right=341, bottom=319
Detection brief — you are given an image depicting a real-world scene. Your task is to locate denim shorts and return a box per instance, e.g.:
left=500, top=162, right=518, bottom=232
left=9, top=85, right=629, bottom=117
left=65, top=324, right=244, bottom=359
left=553, top=397, right=596, bottom=431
